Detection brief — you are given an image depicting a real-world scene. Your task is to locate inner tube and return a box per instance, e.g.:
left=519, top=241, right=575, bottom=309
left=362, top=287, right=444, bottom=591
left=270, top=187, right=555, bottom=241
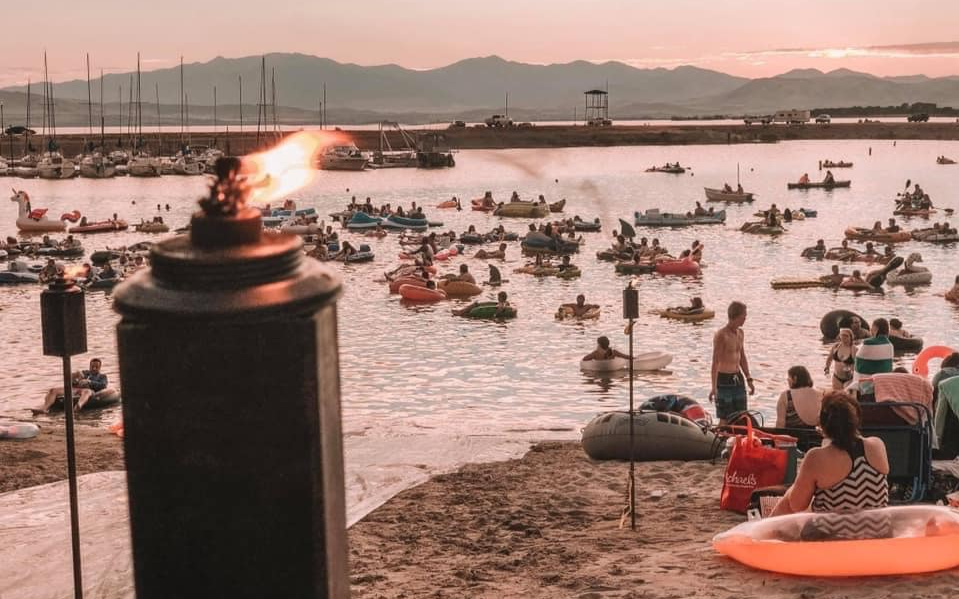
left=47, top=388, right=122, bottom=412
left=913, top=345, right=957, bottom=376
left=438, top=280, right=482, bottom=297
left=555, top=305, right=600, bottom=320
left=713, top=506, right=959, bottom=577
left=398, top=284, right=447, bottom=301
left=581, top=411, right=719, bottom=461
left=820, top=309, right=866, bottom=340
left=466, top=302, right=517, bottom=319
left=890, top=335, right=924, bottom=353
left=555, top=266, right=581, bottom=279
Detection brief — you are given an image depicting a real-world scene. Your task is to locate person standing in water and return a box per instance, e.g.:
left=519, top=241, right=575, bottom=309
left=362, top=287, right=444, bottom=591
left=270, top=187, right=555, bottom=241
left=709, top=301, right=755, bottom=423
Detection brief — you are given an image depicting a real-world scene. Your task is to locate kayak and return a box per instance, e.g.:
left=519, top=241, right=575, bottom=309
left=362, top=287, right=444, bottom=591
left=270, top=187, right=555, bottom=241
left=770, top=278, right=827, bottom=289
left=580, top=351, right=673, bottom=372
left=658, top=309, right=715, bottom=322
left=493, top=202, right=549, bottom=218
left=646, top=166, right=686, bottom=174
left=787, top=180, right=851, bottom=189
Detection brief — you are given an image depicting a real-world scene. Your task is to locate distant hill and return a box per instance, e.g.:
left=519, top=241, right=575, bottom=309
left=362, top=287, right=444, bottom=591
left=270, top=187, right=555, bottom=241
left=3, top=55, right=959, bottom=126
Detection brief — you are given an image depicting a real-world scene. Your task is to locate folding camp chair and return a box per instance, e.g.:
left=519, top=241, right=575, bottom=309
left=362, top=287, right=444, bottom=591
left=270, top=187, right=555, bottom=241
left=860, top=401, right=933, bottom=503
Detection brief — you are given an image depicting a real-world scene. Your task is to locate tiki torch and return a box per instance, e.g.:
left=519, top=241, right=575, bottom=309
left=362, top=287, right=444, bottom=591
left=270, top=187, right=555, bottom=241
left=114, top=144, right=348, bottom=598
left=623, top=281, right=639, bottom=531
left=40, top=273, right=88, bottom=599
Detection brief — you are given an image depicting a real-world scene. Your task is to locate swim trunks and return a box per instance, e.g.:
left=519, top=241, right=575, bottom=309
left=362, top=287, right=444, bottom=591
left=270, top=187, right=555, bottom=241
left=716, top=372, right=747, bottom=419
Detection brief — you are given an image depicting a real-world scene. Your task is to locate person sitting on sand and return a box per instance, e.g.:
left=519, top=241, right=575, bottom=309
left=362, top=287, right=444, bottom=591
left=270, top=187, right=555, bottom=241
left=40, top=357, right=109, bottom=413
left=824, top=328, right=857, bottom=389
left=670, top=296, right=705, bottom=315
left=474, top=243, right=507, bottom=260
left=775, top=366, right=823, bottom=429
left=798, top=173, right=810, bottom=185
left=582, top=336, right=630, bottom=362
left=820, top=264, right=845, bottom=288
left=770, top=391, right=888, bottom=517
left=888, top=318, right=911, bottom=338
left=563, top=294, right=599, bottom=318
left=453, top=290, right=512, bottom=317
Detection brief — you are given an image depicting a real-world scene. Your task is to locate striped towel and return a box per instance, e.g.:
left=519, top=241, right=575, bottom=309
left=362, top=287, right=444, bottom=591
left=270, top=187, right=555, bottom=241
left=872, top=373, right=933, bottom=425
left=855, top=336, right=894, bottom=379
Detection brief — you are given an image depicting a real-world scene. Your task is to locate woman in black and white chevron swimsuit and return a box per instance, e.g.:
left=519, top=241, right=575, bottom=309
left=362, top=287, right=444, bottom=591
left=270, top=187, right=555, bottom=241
left=771, top=391, right=889, bottom=517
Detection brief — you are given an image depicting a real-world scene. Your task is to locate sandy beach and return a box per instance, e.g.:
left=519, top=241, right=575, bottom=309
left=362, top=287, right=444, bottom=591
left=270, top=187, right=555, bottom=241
left=4, top=431, right=959, bottom=597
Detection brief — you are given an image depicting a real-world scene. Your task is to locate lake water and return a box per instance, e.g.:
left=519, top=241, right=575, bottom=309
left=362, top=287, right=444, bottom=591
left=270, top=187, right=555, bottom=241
left=2, top=139, right=958, bottom=522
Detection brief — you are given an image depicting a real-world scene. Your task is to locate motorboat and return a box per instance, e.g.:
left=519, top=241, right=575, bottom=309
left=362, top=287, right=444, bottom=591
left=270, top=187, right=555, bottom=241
left=318, top=144, right=368, bottom=171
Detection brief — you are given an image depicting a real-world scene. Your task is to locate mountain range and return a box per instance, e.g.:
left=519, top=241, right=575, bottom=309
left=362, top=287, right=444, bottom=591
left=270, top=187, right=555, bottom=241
left=3, top=54, right=959, bottom=126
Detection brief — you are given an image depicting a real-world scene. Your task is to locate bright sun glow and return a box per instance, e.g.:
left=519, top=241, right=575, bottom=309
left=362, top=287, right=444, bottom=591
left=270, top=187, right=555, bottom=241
left=240, top=131, right=345, bottom=206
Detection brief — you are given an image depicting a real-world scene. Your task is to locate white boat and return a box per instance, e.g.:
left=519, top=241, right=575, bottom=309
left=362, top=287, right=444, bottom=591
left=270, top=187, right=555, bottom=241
left=128, top=154, right=162, bottom=177
left=36, top=152, right=77, bottom=179
left=109, top=150, right=130, bottom=165
left=580, top=351, right=674, bottom=373
left=172, top=154, right=205, bottom=176
left=704, top=187, right=755, bottom=202
left=78, top=153, right=117, bottom=179
left=0, top=158, right=9, bottom=177
left=318, top=144, right=368, bottom=171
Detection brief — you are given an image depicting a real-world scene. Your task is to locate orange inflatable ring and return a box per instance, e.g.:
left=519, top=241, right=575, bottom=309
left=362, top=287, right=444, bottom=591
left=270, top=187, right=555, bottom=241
left=398, top=284, right=447, bottom=301
left=388, top=276, right=426, bottom=294
left=913, top=345, right=956, bottom=376
left=713, top=506, right=959, bottom=577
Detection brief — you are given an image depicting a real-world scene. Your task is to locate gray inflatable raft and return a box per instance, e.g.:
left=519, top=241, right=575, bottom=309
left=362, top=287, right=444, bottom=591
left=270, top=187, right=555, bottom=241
left=582, top=411, right=720, bottom=461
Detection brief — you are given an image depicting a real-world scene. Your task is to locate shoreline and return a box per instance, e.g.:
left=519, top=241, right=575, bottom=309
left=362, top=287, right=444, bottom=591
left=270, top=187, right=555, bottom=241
left=15, top=122, right=959, bottom=157
left=6, top=433, right=957, bottom=597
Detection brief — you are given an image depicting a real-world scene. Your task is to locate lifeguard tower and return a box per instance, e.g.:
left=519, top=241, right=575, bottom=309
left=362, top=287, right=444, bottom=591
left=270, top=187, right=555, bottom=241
left=584, top=89, right=611, bottom=126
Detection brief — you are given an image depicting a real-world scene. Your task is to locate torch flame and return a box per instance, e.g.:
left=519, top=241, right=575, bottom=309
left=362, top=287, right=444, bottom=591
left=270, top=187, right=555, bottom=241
left=63, top=265, right=87, bottom=279
left=240, top=131, right=346, bottom=206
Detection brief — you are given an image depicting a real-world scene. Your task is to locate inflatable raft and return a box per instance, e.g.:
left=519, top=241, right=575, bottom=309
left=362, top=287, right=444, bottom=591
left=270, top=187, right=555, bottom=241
left=658, top=308, right=715, bottom=321
left=462, top=302, right=517, bottom=320
left=770, top=278, right=826, bottom=290
left=845, top=227, right=912, bottom=243
left=655, top=258, right=700, bottom=276
left=582, top=411, right=719, bottom=461
left=399, top=284, right=446, bottom=302
left=437, top=280, right=482, bottom=297
left=580, top=352, right=673, bottom=372
left=493, top=202, right=549, bottom=218
left=713, top=506, right=959, bottom=577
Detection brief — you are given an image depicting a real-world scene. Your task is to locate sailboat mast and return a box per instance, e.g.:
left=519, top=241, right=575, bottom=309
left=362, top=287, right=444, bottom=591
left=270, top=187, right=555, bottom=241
left=270, top=67, right=277, bottom=135
left=127, top=75, right=133, bottom=144
left=155, top=83, right=161, bottom=154
left=179, top=55, right=184, bottom=147
left=86, top=53, right=93, bottom=137
left=99, top=70, right=105, bottom=148
left=238, top=74, right=243, bottom=155
left=185, top=93, right=191, bottom=146
left=213, top=85, right=217, bottom=145
left=24, top=79, right=31, bottom=155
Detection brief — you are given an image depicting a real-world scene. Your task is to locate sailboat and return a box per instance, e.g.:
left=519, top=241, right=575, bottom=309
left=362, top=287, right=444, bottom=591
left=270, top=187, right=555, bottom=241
left=36, top=53, right=77, bottom=179
left=14, top=79, right=40, bottom=178
left=127, top=53, right=161, bottom=177
left=79, top=54, right=116, bottom=179
left=170, top=57, right=204, bottom=176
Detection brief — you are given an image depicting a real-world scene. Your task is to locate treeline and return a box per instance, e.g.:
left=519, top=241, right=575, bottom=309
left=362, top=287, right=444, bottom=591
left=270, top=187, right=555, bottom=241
left=811, top=103, right=959, bottom=117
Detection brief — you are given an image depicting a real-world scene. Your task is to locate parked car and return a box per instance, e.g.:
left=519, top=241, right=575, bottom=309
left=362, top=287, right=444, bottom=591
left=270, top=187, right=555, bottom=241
left=449, top=120, right=466, bottom=128
left=587, top=117, right=612, bottom=126
left=908, top=113, right=930, bottom=122
left=815, top=114, right=831, bottom=124
left=484, top=114, right=514, bottom=128
left=743, top=115, right=772, bottom=126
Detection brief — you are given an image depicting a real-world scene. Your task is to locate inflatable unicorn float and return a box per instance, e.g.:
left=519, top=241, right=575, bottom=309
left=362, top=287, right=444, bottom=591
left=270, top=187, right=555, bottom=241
left=10, top=189, right=80, bottom=233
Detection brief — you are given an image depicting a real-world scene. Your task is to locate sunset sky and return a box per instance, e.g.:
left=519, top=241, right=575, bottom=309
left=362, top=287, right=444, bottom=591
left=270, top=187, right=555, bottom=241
left=2, top=0, right=958, bottom=85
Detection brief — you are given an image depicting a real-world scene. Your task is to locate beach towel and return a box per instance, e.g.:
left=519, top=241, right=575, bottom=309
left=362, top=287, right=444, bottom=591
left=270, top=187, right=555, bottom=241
left=936, top=376, right=959, bottom=446
left=872, top=373, right=933, bottom=425
left=855, top=336, right=894, bottom=378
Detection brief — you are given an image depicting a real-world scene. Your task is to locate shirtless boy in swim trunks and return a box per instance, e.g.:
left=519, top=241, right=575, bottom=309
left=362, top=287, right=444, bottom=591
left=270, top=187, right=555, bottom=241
left=709, top=301, right=755, bottom=424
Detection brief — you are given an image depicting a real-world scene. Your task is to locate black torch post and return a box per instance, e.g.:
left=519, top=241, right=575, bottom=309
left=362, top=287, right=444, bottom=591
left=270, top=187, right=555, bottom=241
left=623, top=281, right=639, bottom=531
left=113, top=157, right=349, bottom=599
left=40, top=273, right=88, bottom=599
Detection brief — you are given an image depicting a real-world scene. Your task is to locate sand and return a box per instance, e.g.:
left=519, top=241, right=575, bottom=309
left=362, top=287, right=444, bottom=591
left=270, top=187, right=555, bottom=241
left=349, top=441, right=959, bottom=598
left=0, top=424, right=124, bottom=494
left=5, top=431, right=959, bottom=598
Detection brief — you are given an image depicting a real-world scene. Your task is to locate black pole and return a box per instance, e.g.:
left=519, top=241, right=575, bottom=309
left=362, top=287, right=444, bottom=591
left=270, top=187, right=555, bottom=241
left=628, top=316, right=635, bottom=531
left=61, top=353, right=84, bottom=598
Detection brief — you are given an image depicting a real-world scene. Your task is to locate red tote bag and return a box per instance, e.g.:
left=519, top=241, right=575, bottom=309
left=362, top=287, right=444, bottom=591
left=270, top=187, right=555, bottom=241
left=720, top=420, right=789, bottom=513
